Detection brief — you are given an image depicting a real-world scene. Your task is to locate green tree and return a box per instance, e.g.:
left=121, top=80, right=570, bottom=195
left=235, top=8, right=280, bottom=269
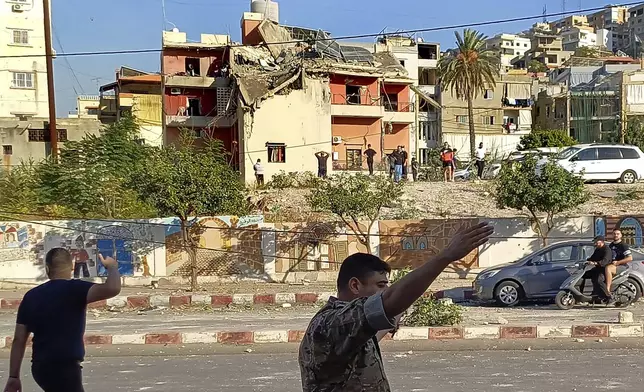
left=611, top=117, right=644, bottom=149
left=35, top=114, right=155, bottom=218
left=129, top=130, right=248, bottom=289
left=575, top=46, right=599, bottom=58
left=439, top=29, right=500, bottom=157
left=494, top=157, right=589, bottom=247
left=527, top=60, right=548, bottom=73
left=307, top=173, right=403, bottom=254
left=517, top=129, right=577, bottom=151
left=0, top=162, right=39, bottom=216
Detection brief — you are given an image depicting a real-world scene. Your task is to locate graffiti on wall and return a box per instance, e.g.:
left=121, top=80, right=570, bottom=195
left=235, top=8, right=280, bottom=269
left=380, top=219, right=479, bottom=273
left=595, top=215, right=644, bottom=248
left=164, top=215, right=265, bottom=277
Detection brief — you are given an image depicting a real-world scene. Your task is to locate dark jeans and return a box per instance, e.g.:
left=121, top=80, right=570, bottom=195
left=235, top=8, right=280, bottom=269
left=32, top=362, right=84, bottom=392
left=255, top=174, right=264, bottom=186
left=580, top=268, right=611, bottom=299
left=476, top=160, right=485, bottom=179
left=318, top=167, right=327, bottom=178
left=73, top=262, right=89, bottom=279
left=367, top=159, right=374, bottom=175
left=402, top=165, right=408, bottom=176
left=412, top=170, right=418, bottom=182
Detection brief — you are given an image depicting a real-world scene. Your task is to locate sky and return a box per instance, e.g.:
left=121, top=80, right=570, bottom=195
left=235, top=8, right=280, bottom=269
left=52, top=0, right=613, bottom=115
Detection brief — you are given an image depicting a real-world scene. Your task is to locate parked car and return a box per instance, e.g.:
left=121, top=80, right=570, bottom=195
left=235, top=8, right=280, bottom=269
left=473, top=240, right=644, bottom=306
left=539, top=144, right=644, bottom=184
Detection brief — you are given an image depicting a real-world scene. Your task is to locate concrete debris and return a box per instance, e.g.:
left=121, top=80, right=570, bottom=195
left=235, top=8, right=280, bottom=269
left=574, top=338, right=585, bottom=343
left=495, top=317, right=509, bottom=325
left=258, top=20, right=294, bottom=60
left=618, top=311, right=634, bottom=324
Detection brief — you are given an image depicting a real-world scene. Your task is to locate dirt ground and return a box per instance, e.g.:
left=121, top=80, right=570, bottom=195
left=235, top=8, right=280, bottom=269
left=257, top=182, right=644, bottom=222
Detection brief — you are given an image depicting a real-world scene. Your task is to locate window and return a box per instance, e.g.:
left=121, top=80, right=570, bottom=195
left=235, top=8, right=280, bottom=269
left=621, top=148, right=640, bottom=159
left=456, top=115, right=468, bottom=124
left=482, top=116, right=495, bottom=125
left=383, top=93, right=398, bottom=111
left=418, top=121, right=429, bottom=141
left=417, top=44, right=437, bottom=60
left=399, top=60, right=405, bottom=67
left=546, top=105, right=551, bottom=117
left=419, top=148, right=431, bottom=166
left=11, top=72, right=33, bottom=88
left=185, top=58, right=200, bottom=76
left=28, top=129, right=67, bottom=142
left=346, top=148, right=362, bottom=169
left=524, top=43, right=528, bottom=47
left=267, top=143, right=286, bottom=163
left=11, top=29, right=28, bottom=45
left=346, top=85, right=361, bottom=104
left=2, top=145, right=12, bottom=155
left=516, top=51, right=520, bottom=55
left=483, top=89, right=494, bottom=99
left=598, top=148, right=622, bottom=160
left=418, top=68, right=437, bottom=86
left=539, top=245, right=576, bottom=263
left=576, top=148, right=597, bottom=161
left=516, top=42, right=520, bottom=46
left=187, top=98, right=201, bottom=116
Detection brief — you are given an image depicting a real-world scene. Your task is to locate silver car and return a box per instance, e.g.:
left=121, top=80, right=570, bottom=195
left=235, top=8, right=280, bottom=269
left=473, top=240, right=644, bottom=306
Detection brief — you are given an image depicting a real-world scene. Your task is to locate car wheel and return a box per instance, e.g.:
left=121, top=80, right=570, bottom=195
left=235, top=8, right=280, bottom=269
left=494, top=281, right=522, bottom=307
left=627, top=278, right=642, bottom=301
left=621, top=170, right=637, bottom=184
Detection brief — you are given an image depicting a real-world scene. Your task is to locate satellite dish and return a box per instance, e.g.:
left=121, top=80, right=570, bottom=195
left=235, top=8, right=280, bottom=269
left=172, top=27, right=179, bottom=33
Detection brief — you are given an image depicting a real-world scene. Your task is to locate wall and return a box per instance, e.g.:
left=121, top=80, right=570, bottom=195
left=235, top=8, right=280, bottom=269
left=132, top=94, right=163, bottom=146
left=165, top=88, right=217, bottom=116
left=443, top=132, right=523, bottom=160
left=0, top=215, right=265, bottom=280
left=0, top=0, right=48, bottom=117
left=238, top=78, right=332, bottom=183
left=0, top=117, right=102, bottom=167
left=331, top=117, right=382, bottom=166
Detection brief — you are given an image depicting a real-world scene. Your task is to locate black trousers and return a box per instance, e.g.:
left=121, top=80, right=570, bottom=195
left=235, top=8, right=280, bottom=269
left=32, top=362, right=84, bottom=392
left=73, top=262, right=89, bottom=279
left=255, top=174, right=264, bottom=186
left=580, top=268, right=611, bottom=299
left=476, top=160, right=485, bottom=179
left=367, top=159, right=374, bottom=175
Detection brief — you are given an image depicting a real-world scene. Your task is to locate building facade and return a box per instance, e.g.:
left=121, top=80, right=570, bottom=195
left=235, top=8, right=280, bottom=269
left=0, top=0, right=49, bottom=118
left=485, top=34, right=531, bottom=69
left=69, top=95, right=99, bottom=119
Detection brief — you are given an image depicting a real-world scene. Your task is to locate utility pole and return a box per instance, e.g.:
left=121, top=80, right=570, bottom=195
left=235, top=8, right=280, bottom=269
left=43, top=0, right=57, bottom=161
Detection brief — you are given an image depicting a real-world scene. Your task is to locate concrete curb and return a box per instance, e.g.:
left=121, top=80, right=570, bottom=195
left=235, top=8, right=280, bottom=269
left=0, top=289, right=473, bottom=310
left=2, top=324, right=641, bottom=348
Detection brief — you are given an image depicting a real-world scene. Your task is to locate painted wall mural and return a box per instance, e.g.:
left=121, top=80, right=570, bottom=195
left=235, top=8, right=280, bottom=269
left=596, top=215, right=644, bottom=248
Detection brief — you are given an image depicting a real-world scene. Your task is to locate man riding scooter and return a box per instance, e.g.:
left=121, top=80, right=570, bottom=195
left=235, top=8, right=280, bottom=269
left=582, top=235, right=613, bottom=303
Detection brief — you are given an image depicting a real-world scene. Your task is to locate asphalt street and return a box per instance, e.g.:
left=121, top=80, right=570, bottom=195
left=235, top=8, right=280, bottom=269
left=0, top=346, right=642, bottom=391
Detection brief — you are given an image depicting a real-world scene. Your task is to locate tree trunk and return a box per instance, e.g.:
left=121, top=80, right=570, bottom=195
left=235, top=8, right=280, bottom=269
left=467, top=95, right=476, bottom=159
left=181, top=219, right=198, bottom=291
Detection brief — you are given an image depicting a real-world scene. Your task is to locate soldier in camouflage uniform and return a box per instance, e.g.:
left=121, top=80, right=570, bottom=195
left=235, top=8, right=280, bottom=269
left=299, top=222, right=494, bottom=391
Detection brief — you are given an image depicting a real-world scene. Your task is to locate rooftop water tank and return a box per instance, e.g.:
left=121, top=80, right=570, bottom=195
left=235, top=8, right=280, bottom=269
left=251, top=0, right=279, bottom=24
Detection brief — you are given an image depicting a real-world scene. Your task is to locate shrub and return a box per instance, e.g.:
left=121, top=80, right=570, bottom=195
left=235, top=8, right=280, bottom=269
left=517, top=129, right=576, bottom=151
left=390, top=268, right=464, bottom=327
left=268, top=171, right=322, bottom=190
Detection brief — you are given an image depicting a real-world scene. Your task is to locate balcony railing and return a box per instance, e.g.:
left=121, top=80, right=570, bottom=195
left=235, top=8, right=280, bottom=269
left=332, top=93, right=381, bottom=106
left=383, top=101, right=414, bottom=112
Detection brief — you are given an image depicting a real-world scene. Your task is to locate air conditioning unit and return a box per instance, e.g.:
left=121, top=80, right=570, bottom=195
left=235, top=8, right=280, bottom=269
left=12, top=4, right=23, bottom=12
left=332, top=136, right=342, bottom=144
left=170, top=88, right=182, bottom=95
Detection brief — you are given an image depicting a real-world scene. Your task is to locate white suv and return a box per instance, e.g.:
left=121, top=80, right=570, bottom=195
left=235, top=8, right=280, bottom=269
left=548, top=144, right=644, bottom=184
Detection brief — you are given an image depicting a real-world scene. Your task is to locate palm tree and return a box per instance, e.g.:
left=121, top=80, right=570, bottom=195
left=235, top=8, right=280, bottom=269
left=438, top=29, right=500, bottom=158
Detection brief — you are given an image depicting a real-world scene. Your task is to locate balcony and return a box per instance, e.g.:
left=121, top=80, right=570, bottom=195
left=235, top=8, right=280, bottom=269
left=166, top=115, right=236, bottom=128
left=417, top=85, right=436, bottom=96
left=418, top=59, right=438, bottom=68
left=331, top=94, right=384, bottom=118
left=383, top=101, right=415, bottom=123
left=165, top=75, right=230, bottom=89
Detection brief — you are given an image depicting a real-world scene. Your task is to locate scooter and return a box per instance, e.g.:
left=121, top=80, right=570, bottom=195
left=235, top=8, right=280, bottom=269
left=554, top=262, right=637, bottom=310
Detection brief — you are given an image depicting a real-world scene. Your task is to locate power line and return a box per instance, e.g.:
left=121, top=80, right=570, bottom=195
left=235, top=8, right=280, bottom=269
left=53, top=28, right=84, bottom=96
left=1, top=2, right=641, bottom=60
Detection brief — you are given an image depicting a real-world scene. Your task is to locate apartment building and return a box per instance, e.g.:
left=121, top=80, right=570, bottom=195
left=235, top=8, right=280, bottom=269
left=439, top=75, right=534, bottom=159
left=549, top=15, right=589, bottom=34
left=561, top=27, right=599, bottom=51
left=68, top=95, right=99, bottom=119
left=513, top=33, right=574, bottom=70
left=99, top=67, right=163, bottom=146
left=627, top=4, right=644, bottom=50
left=0, top=0, right=49, bottom=118
left=374, top=35, right=441, bottom=165
left=485, top=34, right=531, bottom=69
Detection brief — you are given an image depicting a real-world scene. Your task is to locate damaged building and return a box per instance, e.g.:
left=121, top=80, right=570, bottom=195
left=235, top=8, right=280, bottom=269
left=161, top=8, right=414, bottom=183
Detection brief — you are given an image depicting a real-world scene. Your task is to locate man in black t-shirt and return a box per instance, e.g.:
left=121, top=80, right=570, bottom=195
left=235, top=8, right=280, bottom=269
left=393, top=146, right=404, bottom=183
left=364, top=144, right=377, bottom=175
left=4, top=249, right=122, bottom=392
left=606, top=229, right=633, bottom=293
left=315, top=151, right=329, bottom=178
left=400, top=146, right=409, bottom=180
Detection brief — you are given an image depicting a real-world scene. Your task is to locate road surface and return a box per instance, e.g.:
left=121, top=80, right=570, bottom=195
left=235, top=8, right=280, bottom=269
left=0, top=346, right=641, bottom=391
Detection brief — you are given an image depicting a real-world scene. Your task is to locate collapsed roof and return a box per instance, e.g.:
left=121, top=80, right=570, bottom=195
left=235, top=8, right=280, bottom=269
left=231, top=20, right=411, bottom=107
